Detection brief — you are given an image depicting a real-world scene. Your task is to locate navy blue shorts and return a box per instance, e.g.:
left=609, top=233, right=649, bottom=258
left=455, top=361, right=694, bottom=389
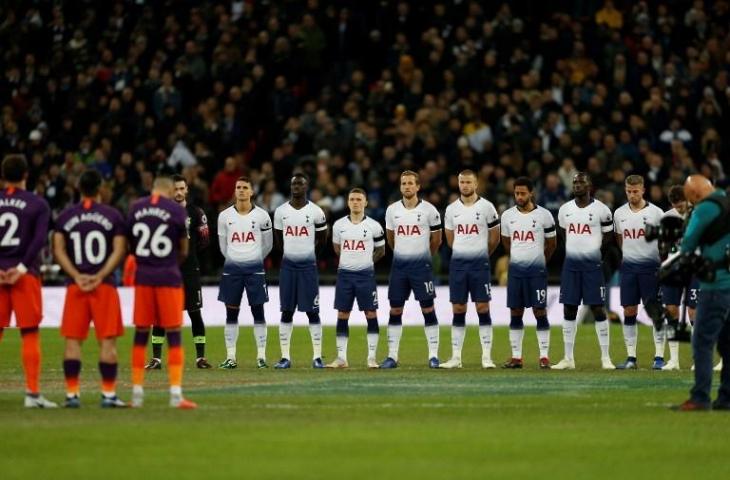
left=661, top=278, right=700, bottom=308
left=388, top=268, right=436, bottom=307
left=334, top=271, right=378, bottom=311
left=449, top=269, right=491, bottom=304
left=559, top=269, right=606, bottom=306
left=218, top=271, right=268, bottom=306
left=279, top=266, right=320, bottom=312
left=507, top=275, right=548, bottom=309
left=620, top=270, right=659, bottom=306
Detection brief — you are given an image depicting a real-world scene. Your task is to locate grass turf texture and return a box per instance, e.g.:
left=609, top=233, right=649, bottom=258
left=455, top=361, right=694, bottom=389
left=1, top=324, right=728, bottom=479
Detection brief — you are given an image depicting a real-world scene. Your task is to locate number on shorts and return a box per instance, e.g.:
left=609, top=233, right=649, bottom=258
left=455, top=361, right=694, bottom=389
left=313, top=294, right=320, bottom=307
left=485, top=283, right=491, bottom=296
left=690, top=289, right=698, bottom=301
left=0, top=212, right=20, bottom=247
left=372, top=290, right=378, bottom=307
left=424, top=281, right=435, bottom=295
left=535, top=288, right=547, bottom=303
left=600, top=286, right=606, bottom=301
left=133, top=223, right=173, bottom=257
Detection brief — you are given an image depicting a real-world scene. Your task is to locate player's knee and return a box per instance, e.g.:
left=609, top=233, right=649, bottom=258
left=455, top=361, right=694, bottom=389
left=452, top=304, right=467, bottom=314
left=390, top=306, right=403, bottom=316
left=366, top=316, right=379, bottom=333
left=666, top=306, right=679, bottom=319
left=452, top=312, right=466, bottom=327
left=20, top=326, right=39, bottom=336
left=336, top=317, right=349, bottom=336
left=133, top=329, right=149, bottom=346
left=166, top=330, right=182, bottom=347
left=419, top=299, right=434, bottom=310
left=226, top=306, right=240, bottom=325
left=475, top=302, right=490, bottom=314
left=591, top=306, right=606, bottom=322
left=389, top=312, right=402, bottom=326
left=510, top=314, right=524, bottom=330
left=478, top=311, right=492, bottom=326
left=281, top=311, right=294, bottom=324
left=251, top=304, right=265, bottom=324
left=623, top=306, right=638, bottom=317
left=306, top=311, right=320, bottom=325
left=564, top=305, right=578, bottom=321
left=535, top=314, right=550, bottom=330
left=422, top=309, right=438, bottom=326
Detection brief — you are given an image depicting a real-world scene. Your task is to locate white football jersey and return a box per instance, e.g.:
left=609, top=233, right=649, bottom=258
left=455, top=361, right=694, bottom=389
left=614, top=202, right=663, bottom=271
left=663, top=207, right=684, bottom=220
left=385, top=199, right=441, bottom=270
left=333, top=216, right=385, bottom=272
left=501, top=205, right=556, bottom=276
left=444, top=197, right=499, bottom=270
left=558, top=198, right=613, bottom=271
left=274, top=201, right=327, bottom=268
left=218, top=204, right=273, bottom=274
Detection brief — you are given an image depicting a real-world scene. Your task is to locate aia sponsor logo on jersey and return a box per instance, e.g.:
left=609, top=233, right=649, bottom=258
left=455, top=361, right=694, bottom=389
left=512, top=230, right=535, bottom=242
left=623, top=228, right=646, bottom=239
left=456, top=224, right=479, bottom=235
left=568, top=223, right=592, bottom=235
left=231, top=231, right=256, bottom=243
left=285, top=225, right=310, bottom=236
left=396, top=224, right=421, bottom=236
left=343, top=239, right=366, bottom=251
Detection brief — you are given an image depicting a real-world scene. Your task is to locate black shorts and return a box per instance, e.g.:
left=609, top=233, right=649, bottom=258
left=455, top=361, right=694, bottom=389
left=183, top=273, right=203, bottom=311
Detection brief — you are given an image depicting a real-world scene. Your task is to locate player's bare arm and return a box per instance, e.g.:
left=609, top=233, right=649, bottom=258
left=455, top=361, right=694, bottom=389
left=373, top=244, right=385, bottom=263
left=386, top=229, right=395, bottom=251
left=487, top=225, right=500, bottom=255
left=52, top=232, right=94, bottom=290
left=444, top=228, right=454, bottom=248
left=501, top=234, right=511, bottom=255
left=544, top=236, right=556, bottom=262
left=429, top=229, right=442, bottom=256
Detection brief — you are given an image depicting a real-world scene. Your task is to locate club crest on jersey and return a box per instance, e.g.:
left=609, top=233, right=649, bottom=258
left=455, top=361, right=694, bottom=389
left=568, top=223, right=592, bottom=234
left=396, top=224, right=421, bottom=236
left=456, top=224, right=479, bottom=235
left=623, top=228, right=645, bottom=239
left=588, top=213, right=593, bottom=221
left=231, top=231, right=256, bottom=242
left=285, top=225, right=310, bottom=236
left=513, top=230, right=535, bottom=242
left=343, top=239, right=366, bottom=251
left=475, top=212, right=481, bottom=221
left=305, top=215, right=310, bottom=223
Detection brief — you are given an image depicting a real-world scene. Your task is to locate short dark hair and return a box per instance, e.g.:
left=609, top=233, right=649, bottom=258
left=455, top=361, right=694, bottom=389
left=292, top=172, right=309, bottom=183
left=1, top=155, right=28, bottom=182
left=79, top=169, right=102, bottom=197
left=172, top=174, right=186, bottom=184
left=349, top=187, right=367, bottom=197
left=513, top=176, right=534, bottom=192
left=236, top=176, right=252, bottom=187
left=668, top=185, right=685, bottom=204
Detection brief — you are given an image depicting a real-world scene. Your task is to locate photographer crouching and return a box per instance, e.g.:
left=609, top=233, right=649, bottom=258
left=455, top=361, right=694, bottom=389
left=674, top=175, right=730, bottom=411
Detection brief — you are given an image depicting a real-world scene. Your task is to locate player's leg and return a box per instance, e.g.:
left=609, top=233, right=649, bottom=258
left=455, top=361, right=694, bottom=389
left=147, top=326, right=165, bottom=370
left=412, top=271, right=439, bottom=367
left=585, top=270, right=613, bottom=368
left=365, top=310, right=379, bottom=368
left=662, top=281, right=682, bottom=370
left=60, top=284, right=89, bottom=406
left=63, top=338, right=83, bottom=407
left=554, top=269, right=580, bottom=369
left=245, top=270, right=270, bottom=367
left=353, top=272, right=380, bottom=368
left=185, top=275, right=209, bottom=368
left=298, top=268, right=323, bottom=367
left=476, top=302, right=495, bottom=368
left=131, top=285, right=155, bottom=407
left=13, top=276, right=56, bottom=408
left=504, top=275, right=526, bottom=368
left=159, top=286, right=195, bottom=409
left=275, top=267, right=296, bottom=368
left=88, top=284, right=126, bottom=407
left=444, top=269, right=467, bottom=367
left=617, top=270, right=639, bottom=369
left=381, top=269, right=410, bottom=367
left=640, top=273, right=666, bottom=369
left=530, top=276, right=551, bottom=368
left=329, top=273, right=356, bottom=368
left=218, top=273, right=246, bottom=368
left=98, top=338, right=126, bottom=407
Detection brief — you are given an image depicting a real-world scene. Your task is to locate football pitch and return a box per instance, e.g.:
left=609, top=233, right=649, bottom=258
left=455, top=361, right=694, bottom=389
left=1, top=325, right=729, bottom=479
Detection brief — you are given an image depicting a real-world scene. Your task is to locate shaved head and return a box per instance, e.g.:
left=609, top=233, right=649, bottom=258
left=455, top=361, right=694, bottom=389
left=684, top=174, right=714, bottom=204
left=152, top=176, right=175, bottom=198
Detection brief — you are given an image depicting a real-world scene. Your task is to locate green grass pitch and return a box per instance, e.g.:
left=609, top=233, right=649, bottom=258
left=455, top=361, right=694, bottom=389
left=1, top=324, right=728, bottom=479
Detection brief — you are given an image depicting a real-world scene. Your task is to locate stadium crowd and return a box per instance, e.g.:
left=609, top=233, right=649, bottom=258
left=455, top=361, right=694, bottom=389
left=1, top=0, right=729, bottom=278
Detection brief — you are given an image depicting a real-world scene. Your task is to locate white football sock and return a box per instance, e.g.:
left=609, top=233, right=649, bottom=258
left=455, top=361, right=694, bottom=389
left=279, top=323, right=293, bottom=360
left=367, top=333, right=378, bottom=359
left=536, top=329, right=550, bottom=358
left=479, top=325, right=493, bottom=359
left=224, top=323, right=239, bottom=359
left=562, top=320, right=577, bottom=360
left=653, top=325, right=665, bottom=358
left=595, top=321, right=610, bottom=358
left=668, top=340, right=679, bottom=362
left=253, top=324, right=267, bottom=359
left=387, top=325, right=403, bottom=361
left=623, top=324, right=638, bottom=358
left=309, top=324, right=323, bottom=359
left=451, top=326, right=465, bottom=359
left=509, top=328, right=524, bottom=358
left=336, top=335, right=348, bottom=362
left=425, top=325, right=439, bottom=359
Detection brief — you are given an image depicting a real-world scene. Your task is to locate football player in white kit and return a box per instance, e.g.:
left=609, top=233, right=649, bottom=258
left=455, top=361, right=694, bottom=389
left=217, top=177, right=273, bottom=369
left=553, top=172, right=616, bottom=370
left=440, top=170, right=500, bottom=369
left=500, top=177, right=557, bottom=369
left=327, top=188, right=386, bottom=368
left=273, top=173, right=328, bottom=369
left=380, top=171, right=442, bottom=369
left=613, top=175, right=665, bottom=370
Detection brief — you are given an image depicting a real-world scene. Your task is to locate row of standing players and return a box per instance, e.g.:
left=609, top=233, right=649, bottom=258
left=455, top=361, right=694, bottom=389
left=0, top=155, right=704, bottom=409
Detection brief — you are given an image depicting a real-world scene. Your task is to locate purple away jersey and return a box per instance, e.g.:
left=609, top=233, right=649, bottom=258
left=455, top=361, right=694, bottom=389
left=0, top=187, right=50, bottom=275
left=55, top=200, right=126, bottom=283
left=127, top=195, right=187, bottom=287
